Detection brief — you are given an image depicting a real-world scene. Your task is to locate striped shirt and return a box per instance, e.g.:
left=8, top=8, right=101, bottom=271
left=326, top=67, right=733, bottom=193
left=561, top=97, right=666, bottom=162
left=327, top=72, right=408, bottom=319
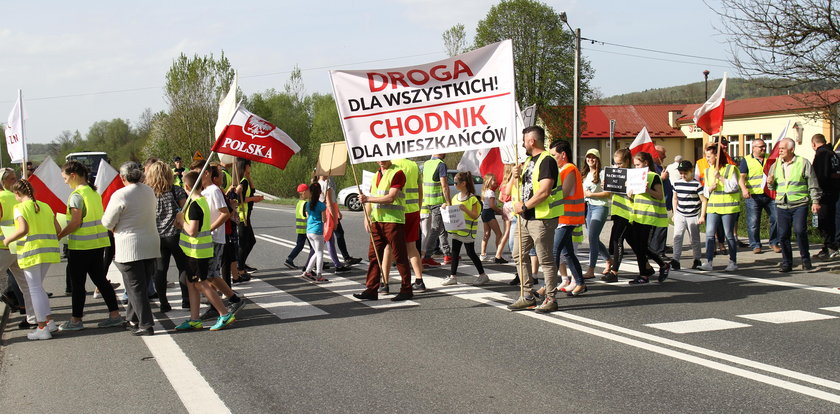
left=673, top=178, right=703, bottom=217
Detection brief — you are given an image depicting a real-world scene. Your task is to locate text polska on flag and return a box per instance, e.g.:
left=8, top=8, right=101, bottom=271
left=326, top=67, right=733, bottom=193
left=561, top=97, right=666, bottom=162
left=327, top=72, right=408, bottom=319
left=212, top=104, right=301, bottom=170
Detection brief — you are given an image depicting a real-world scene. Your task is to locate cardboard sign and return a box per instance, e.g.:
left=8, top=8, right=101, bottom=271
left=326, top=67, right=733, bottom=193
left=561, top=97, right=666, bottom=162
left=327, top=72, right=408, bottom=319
left=441, top=205, right=466, bottom=232
left=604, top=167, right=649, bottom=194
left=361, top=170, right=375, bottom=196
left=315, top=141, right=348, bottom=176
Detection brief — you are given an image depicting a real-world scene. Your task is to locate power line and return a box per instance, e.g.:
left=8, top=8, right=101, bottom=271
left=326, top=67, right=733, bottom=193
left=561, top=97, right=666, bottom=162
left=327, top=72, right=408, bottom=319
left=0, top=51, right=446, bottom=104
left=583, top=47, right=733, bottom=69
left=581, top=37, right=730, bottom=63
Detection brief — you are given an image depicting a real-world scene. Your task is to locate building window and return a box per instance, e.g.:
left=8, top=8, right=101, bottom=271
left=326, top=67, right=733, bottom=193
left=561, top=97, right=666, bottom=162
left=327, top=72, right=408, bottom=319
left=760, top=133, right=772, bottom=151
left=728, top=135, right=740, bottom=157
left=743, top=134, right=755, bottom=154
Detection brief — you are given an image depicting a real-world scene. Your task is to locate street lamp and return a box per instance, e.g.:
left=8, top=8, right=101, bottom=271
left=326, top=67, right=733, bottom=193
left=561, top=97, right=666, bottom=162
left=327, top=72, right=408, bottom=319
left=560, top=12, right=581, bottom=165
left=703, top=70, right=710, bottom=100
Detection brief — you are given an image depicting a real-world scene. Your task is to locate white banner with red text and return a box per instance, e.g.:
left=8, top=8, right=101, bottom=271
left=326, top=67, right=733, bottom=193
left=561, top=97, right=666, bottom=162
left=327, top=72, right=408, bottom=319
left=330, top=40, right=516, bottom=164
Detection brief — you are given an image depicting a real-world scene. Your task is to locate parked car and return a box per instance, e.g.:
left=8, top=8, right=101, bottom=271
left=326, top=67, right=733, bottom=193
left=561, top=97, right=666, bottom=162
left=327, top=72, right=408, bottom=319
left=337, top=169, right=484, bottom=212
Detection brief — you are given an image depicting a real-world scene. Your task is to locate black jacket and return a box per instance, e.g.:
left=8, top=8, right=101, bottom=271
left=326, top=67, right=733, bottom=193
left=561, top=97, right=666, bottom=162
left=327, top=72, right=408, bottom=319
left=813, top=143, right=840, bottom=192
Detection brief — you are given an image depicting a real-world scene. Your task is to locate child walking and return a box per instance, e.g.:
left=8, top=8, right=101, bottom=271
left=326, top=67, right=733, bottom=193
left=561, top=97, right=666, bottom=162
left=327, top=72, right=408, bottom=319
left=479, top=173, right=503, bottom=262
left=175, top=171, right=235, bottom=332
left=3, top=179, right=60, bottom=340
left=441, top=172, right=490, bottom=286
left=671, top=160, right=706, bottom=270
left=284, top=183, right=311, bottom=270
left=303, top=183, right=329, bottom=283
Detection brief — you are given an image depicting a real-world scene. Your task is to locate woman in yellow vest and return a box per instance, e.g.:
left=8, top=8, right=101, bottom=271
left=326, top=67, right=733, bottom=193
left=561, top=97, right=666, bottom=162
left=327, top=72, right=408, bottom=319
left=699, top=145, right=742, bottom=272
left=604, top=148, right=633, bottom=283
left=627, top=152, right=671, bottom=284
left=236, top=158, right=263, bottom=274
left=56, top=161, right=123, bottom=331
left=3, top=179, right=61, bottom=340
left=441, top=172, right=489, bottom=287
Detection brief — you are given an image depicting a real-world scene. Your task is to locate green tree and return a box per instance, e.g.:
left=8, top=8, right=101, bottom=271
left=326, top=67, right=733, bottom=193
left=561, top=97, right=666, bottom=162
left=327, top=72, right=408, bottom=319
left=144, top=52, right=235, bottom=162
left=474, top=0, right=593, bottom=139
left=443, top=23, right=468, bottom=57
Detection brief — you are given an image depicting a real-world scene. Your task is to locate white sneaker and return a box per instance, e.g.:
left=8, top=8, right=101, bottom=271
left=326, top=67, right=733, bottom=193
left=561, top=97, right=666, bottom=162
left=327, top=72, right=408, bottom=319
left=699, top=261, right=713, bottom=271
left=479, top=254, right=487, bottom=262
left=27, top=327, right=52, bottom=340
left=724, top=261, right=738, bottom=272
left=473, top=274, right=490, bottom=286
left=46, top=319, right=58, bottom=333
left=441, top=276, right=458, bottom=286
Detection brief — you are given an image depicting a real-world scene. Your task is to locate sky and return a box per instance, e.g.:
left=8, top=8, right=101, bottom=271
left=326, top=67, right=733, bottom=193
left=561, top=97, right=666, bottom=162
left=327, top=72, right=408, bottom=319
left=0, top=0, right=735, bottom=144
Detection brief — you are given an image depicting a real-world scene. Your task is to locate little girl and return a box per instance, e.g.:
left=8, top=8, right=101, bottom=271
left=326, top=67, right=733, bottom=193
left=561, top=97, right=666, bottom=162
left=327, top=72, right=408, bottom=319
left=441, top=172, right=489, bottom=286
left=479, top=173, right=503, bottom=262
left=3, top=179, right=60, bottom=340
left=302, top=183, right=329, bottom=283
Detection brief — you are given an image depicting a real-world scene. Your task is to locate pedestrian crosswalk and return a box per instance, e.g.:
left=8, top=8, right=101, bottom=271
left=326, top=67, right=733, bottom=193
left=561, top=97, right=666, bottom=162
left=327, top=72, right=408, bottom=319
left=646, top=309, right=839, bottom=334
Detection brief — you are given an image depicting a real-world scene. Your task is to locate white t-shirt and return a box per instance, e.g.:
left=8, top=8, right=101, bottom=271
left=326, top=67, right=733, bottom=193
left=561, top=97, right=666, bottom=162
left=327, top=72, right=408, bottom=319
left=318, top=178, right=337, bottom=204
left=482, top=189, right=496, bottom=210
left=201, top=184, right=228, bottom=244
left=582, top=170, right=609, bottom=207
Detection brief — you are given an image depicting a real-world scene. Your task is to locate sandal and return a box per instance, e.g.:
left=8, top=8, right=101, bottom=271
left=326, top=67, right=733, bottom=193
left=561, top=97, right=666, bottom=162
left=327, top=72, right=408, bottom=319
left=629, top=276, right=649, bottom=284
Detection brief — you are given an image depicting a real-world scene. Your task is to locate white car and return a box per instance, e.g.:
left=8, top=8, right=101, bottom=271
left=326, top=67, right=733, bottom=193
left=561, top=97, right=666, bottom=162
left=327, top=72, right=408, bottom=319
left=337, top=170, right=484, bottom=212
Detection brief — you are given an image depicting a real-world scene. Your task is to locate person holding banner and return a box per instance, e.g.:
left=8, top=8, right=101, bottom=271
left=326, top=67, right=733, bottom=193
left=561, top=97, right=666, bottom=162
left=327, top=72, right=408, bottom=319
left=580, top=149, right=612, bottom=279
left=699, top=145, right=742, bottom=272
left=604, top=149, right=633, bottom=283
left=56, top=161, right=123, bottom=331
left=420, top=154, right=452, bottom=266
left=440, top=172, right=489, bottom=286
left=627, top=152, right=671, bottom=283
left=353, top=160, right=413, bottom=302
left=381, top=159, right=424, bottom=293
left=507, top=126, right=561, bottom=312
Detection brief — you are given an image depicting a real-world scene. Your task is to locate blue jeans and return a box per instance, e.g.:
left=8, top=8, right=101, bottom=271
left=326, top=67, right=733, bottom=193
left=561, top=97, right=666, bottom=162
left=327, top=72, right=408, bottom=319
left=553, top=226, right=584, bottom=285
left=706, top=213, right=737, bottom=263
left=777, top=205, right=810, bottom=266
left=585, top=205, right=610, bottom=268
left=287, top=233, right=310, bottom=262
left=745, top=194, right=778, bottom=249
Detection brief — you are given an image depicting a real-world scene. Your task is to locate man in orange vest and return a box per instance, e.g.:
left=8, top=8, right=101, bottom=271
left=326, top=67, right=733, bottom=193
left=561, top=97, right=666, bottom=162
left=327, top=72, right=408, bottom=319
left=549, top=140, right=586, bottom=302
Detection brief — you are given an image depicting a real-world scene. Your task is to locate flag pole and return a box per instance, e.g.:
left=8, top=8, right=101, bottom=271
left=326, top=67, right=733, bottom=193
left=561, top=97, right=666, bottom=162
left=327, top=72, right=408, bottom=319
left=19, top=90, right=27, bottom=179
left=514, top=132, right=525, bottom=300
left=184, top=100, right=242, bottom=210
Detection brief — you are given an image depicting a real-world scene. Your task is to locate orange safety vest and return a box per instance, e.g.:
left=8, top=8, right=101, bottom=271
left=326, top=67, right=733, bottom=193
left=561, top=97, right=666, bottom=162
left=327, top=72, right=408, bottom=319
left=558, top=163, right=585, bottom=225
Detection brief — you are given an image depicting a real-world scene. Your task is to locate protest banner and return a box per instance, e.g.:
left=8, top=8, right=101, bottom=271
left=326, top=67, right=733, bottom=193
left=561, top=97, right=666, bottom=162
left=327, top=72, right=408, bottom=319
left=315, top=141, right=348, bottom=176
left=441, top=205, right=466, bottom=232
left=330, top=40, right=516, bottom=164
left=604, top=167, right=649, bottom=194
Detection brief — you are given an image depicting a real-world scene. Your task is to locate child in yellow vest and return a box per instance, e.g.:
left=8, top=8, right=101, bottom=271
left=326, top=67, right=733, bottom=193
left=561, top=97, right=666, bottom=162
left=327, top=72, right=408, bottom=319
left=284, top=183, right=311, bottom=269
left=441, top=172, right=489, bottom=286
left=175, top=171, right=235, bottom=331
left=3, top=179, right=60, bottom=340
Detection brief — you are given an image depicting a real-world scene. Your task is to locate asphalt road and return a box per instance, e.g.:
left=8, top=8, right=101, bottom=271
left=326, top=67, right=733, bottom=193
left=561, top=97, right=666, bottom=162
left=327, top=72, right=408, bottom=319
left=2, top=204, right=840, bottom=413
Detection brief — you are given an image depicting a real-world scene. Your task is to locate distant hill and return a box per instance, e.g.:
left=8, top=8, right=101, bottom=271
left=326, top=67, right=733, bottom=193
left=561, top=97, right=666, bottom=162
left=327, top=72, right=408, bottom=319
left=595, top=78, right=838, bottom=105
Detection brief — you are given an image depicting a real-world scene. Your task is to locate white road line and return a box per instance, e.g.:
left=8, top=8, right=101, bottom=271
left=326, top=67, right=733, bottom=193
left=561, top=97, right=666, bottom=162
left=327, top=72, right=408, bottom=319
left=234, top=277, right=327, bottom=319
left=645, top=318, right=752, bottom=334
left=106, top=265, right=230, bottom=413
left=821, top=306, right=840, bottom=313
left=253, top=205, right=293, bottom=212
left=417, top=274, right=840, bottom=404
left=737, top=310, right=838, bottom=324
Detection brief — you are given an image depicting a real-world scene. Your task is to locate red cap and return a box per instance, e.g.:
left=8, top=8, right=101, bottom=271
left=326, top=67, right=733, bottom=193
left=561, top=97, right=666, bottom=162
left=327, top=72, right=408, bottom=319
left=296, top=183, right=309, bottom=193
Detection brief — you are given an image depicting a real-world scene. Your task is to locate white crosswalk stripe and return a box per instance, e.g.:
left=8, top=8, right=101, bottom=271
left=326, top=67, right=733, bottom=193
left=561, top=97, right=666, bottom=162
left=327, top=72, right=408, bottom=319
left=737, top=310, right=838, bottom=324
left=645, top=318, right=752, bottom=334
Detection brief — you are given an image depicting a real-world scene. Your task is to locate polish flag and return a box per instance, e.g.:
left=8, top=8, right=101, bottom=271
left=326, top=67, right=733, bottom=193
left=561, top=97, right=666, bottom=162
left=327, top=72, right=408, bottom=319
left=693, top=74, right=727, bottom=136
left=28, top=156, right=71, bottom=215
left=212, top=104, right=300, bottom=169
left=629, top=127, right=660, bottom=163
left=94, top=159, right=124, bottom=209
left=457, top=147, right=504, bottom=189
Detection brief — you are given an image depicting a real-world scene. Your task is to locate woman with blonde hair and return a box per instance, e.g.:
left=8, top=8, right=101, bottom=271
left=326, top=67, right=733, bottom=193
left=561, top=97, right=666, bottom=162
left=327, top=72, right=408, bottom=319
left=145, top=160, right=189, bottom=312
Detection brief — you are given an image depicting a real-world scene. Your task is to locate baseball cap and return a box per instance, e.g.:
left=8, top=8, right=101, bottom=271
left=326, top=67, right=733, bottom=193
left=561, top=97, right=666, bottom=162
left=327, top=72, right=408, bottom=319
left=296, top=183, right=309, bottom=193
left=585, top=148, right=601, bottom=159
left=677, top=160, right=693, bottom=171
left=173, top=156, right=182, bottom=162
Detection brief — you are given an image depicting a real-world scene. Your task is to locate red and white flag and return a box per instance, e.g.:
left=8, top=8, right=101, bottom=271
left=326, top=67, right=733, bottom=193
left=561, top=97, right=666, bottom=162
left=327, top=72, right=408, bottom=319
left=763, top=120, right=791, bottom=198
left=28, top=156, right=71, bottom=215
left=629, top=127, right=660, bottom=163
left=693, top=73, right=727, bottom=136
left=457, top=147, right=504, bottom=189
left=212, top=104, right=300, bottom=169
left=94, top=159, right=124, bottom=209
left=4, top=90, right=27, bottom=164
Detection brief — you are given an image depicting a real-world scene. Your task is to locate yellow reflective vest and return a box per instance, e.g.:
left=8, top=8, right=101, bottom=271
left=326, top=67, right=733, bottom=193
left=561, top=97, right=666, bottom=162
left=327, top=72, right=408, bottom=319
left=66, top=186, right=111, bottom=250
left=744, top=155, right=767, bottom=195
left=393, top=158, right=420, bottom=214
left=295, top=199, right=307, bottom=235
left=370, top=166, right=405, bottom=224
left=180, top=197, right=213, bottom=259
left=448, top=194, right=479, bottom=239
left=705, top=165, right=742, bottom=215
left=523, top=151, right=563, bottom=220
left=632, top=172, right=668, bottom=227
left=15, top=200, right=60, bottom=269
left=0, top=189, right=17, bottom=250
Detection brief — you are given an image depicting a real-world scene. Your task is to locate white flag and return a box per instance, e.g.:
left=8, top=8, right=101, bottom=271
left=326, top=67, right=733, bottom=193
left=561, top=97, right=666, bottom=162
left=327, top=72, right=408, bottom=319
left=215, top=74, right=239, bottom=165
left=4, top=90, right=27, bottom=164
